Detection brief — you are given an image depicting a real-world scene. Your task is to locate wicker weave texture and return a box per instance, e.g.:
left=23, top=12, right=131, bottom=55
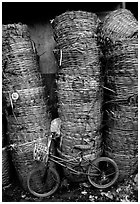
left=106, top=104, right=138, bottom=130
left=2, top=23, right=50, bottom=189
left=101, top=9, right=138, bottom=179
left=11, top=138, right=48, bottom=190
left=104, top=105, right=138, bottom=179
left=105, top=151, right=138, bottom=180
left=52, top=10, right=100, bottom=48
left=101, top=9, right=138, bottom=40
left=53, top=11, right=103, bottom=159
left=2, top=24, right=50, bottom=145
left=2, top=147, right=10, bottom=187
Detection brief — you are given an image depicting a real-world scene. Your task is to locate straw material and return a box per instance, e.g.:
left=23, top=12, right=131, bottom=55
left=104, top=103, right=138, bottom=179
left=2, top=113, right=7, bottom=147
left=106, top=104, right=138, bottom=131
left=105, top=151, right=138, bottom=181
left=52, top=11, right=103, bottom=181
left=101, top=9, right=138, bottom=41
left=52, top=10, right=100, bottom=48
left=100, top=9, right=138, bottom=179
left=2, top=23, right=50, bottom=189
left=2, top=147, right=11, bottom=187
left=103, top=38, right=138, bottom=100
left=2, top=24, right=50, bottom=145
left=11, top=138, right=48, bottom=190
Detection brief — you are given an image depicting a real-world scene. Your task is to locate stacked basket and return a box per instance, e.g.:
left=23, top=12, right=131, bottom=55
left=52, top=11, right=103, bottom=181
left=100, top=9, right=138, bottom=179
left=2, top=23, right=50, bottom=189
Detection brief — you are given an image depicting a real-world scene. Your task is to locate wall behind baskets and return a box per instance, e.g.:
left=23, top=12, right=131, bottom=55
left=28, top=23, right=59, bottom=120
left=2, top=24, right=51, bottom=190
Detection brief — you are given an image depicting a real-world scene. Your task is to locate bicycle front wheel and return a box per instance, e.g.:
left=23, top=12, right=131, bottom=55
left=88, top=157, right=119, bottom=189
left=27, top=166, right=60, bottom=198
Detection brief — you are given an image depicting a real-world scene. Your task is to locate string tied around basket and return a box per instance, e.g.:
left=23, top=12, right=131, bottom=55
left=11, top=92, right=19, bottom=101
left=59, top=49, right=63, bottom=66
left=50, top=19, right=54, bottom=24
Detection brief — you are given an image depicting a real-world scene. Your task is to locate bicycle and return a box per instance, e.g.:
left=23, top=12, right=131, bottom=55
left=27, top=132, right=119, bottom=198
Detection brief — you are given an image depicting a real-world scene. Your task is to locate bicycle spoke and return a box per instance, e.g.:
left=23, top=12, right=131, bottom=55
left=90, top=164, right=101, bottom=172
left=88, top=157, right=119, bottom=189
left=51, top=173, right=57, bottom=182
left=103, top=167, right=115, bottom=173
left=89, top=173, right=100, bottom=176
left=104, top=171, right=116, bottom=177
left=28, top=167, right=60, bottom=197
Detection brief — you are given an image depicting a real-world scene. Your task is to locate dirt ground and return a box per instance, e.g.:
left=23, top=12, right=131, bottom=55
left=2, top=173, right=138, bottom=202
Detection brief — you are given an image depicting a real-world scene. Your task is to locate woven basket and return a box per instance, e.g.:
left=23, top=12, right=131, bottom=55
left=100, top=9, right=138, bottom=180
left=106, top=103, right=138, bottom=131
left=2, top=147, right=11, bottom=187
left=105, top=127, right=138, bottom=153
left=52, top=11, right=103, bottom=181
left=103, top=38, right=138, bottom=100
left=104, top=104, right=138, bottom=179
left=11, top=137, right=48, bottom=190
left=52, top=10, right=100, bottom=48
left=101, top=9, right=138, bottom=41
left=105, top=151, right=138, bottom=181
left=2, top=23, right=50, bottom=145
left=2, top=23, right=50, bottom=189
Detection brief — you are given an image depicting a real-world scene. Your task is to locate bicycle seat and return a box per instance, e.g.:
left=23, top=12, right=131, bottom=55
left=73, top=144, right=91, bottom=151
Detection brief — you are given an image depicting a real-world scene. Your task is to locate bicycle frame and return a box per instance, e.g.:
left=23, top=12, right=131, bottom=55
left=48, top=152, right=101, bottom=177
left=33, top=114, right=101, bottom=178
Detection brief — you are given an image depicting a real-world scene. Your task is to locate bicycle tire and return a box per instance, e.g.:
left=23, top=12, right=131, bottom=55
left=27, top=166, right=60, bottom=198
left=88, top=157, right=119, bottom=189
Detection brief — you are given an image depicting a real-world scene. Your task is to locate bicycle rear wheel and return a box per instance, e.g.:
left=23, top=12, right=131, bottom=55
left=27, top=166, right=60, bottom=198
left=88, top=157, right=119, bottom=189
